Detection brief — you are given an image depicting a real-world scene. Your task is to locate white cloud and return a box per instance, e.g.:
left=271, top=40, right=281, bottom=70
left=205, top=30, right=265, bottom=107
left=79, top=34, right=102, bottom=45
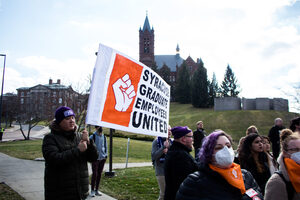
left=15, top=55, right=95, bottom=92
left=2, top=0, right=300, bottom=112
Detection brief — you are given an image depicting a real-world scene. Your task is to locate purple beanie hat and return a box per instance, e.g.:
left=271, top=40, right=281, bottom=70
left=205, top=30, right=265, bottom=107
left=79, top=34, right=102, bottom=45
left=55, top=106, right=75, bottom=124
left=171, top=126, right=192, bottom=139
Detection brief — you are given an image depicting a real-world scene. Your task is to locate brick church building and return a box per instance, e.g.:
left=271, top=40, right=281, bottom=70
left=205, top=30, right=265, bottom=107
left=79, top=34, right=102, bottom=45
left=139, top=14, right=202, bottom=84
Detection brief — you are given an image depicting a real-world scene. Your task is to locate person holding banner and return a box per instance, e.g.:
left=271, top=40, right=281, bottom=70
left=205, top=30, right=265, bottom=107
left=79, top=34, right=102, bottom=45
left=151, top=125, right=173, bottom=200
left=42, top=106, right=98, bottom=200
left=164, top=126, right=198, bottom=200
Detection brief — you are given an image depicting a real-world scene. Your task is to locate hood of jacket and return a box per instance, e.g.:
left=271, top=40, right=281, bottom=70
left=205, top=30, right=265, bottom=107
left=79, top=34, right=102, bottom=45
left=278, top=153, right=290, bottom=181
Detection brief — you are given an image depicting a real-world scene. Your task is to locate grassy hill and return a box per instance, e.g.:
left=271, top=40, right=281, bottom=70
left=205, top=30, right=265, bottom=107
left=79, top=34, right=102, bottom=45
left=110, top=102, right=299, bottom=146
left=169, top=102, right=299, bottom=145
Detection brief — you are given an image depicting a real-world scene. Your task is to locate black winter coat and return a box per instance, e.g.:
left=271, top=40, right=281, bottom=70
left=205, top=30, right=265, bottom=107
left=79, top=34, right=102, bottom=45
left=164, top=141, right=198, bottom=200
left=193, top=128, right=206, bottom=150
left=42, top=122, right=98, bottom=200
left=176, top=163, right=263, bottom=200
left=268, top=125, right=285, bottom=160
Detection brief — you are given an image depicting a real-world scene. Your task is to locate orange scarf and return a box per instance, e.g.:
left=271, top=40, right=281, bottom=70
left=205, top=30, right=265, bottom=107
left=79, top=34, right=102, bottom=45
left=284, top=158, right=300, bottom=193
left=209, top=163, right=246, bottom=194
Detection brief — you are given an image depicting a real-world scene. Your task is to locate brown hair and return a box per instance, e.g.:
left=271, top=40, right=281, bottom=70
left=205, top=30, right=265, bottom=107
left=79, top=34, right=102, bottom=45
left=280, top=129, right=300, bottom=152
left=246, top=125, right=258, bottom=136
left=290, top=117, right=300, bottom=132
left=261, top=135, right=270, bottom=143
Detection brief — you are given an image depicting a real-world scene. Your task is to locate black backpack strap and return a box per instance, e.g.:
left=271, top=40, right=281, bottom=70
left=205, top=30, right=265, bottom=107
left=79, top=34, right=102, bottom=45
left=104, top=135, right=107, bottom=154
left=275, top=171, right=295, bottom=200
left=93, top=134, right=96, bottom=143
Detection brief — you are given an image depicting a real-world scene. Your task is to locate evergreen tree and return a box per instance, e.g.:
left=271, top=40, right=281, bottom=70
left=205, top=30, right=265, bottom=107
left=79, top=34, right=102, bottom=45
left=221, top=64, right=240, bottom=97
left=175, top=61, right=191, bottom=103
left=191, top=59, right=209, bottom=108
left=208, top=73, right=219, bottom=107
left=151, top=62, right=159, bottom=73
left=159, top=64, right=171, bottom=85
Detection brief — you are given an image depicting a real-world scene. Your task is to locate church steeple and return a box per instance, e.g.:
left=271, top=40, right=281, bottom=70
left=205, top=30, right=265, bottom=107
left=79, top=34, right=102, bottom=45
left=142, top=14, right=151, bottom=32
left=176, top=44, right=180, bottom=54
left=176, top=44, right=180, bottom=59
left=139, top=13, right=155, bottom=67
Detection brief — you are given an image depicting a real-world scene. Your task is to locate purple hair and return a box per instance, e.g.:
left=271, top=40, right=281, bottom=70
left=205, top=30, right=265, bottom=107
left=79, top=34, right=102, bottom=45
left=198, top=130, right=232, bottom=165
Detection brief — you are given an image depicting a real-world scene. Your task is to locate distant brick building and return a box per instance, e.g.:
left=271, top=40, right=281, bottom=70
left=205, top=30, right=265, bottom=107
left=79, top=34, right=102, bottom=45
left=16, top=79, right=85, bottom=121
left=139, top=14, right=200, bottom=84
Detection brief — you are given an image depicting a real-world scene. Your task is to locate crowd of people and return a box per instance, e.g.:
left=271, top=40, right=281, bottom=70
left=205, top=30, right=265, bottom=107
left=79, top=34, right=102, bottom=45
left=42, top=106, right=299, bottom=200
left=152, top=117, right=300, bottom=200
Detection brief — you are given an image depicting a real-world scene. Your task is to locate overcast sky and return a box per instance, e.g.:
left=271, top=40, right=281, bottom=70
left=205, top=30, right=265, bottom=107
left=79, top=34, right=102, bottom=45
left=0, top=0, right=300, bottom=112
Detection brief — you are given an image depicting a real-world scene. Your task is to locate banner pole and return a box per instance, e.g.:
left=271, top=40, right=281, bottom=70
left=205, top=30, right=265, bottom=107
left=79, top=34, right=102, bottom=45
left=105, top=128, right=115, bottom=177
left=125, top=138, right=130, bottom=168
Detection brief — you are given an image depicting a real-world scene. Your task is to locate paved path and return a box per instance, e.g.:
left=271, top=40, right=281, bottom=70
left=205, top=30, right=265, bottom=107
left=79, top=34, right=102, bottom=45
left=1, top=124, right=49, bottom=141
left=0, top=124, right=153, bottom=199
left=0, top=152, right=152, bottom=200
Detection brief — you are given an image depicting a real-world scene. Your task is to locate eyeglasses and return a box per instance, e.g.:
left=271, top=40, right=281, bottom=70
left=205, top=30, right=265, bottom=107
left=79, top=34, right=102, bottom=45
left=287, top=148, right=300, bottom=153
left=185, top=135, right=193, bottom=138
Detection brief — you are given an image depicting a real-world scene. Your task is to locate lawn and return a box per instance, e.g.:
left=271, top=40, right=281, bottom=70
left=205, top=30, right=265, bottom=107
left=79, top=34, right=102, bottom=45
left=1, top=103, right=298, bottom=158
left=101, top=166, right=159, bottom=200
left=168, top=103, right=299, bottom=146
left=0, top=182, right=24, bottom=200
left=0, top=137, right=152, bottom=162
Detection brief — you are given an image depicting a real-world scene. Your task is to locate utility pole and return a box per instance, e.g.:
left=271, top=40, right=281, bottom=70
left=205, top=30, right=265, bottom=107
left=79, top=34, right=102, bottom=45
left=0, top=54, right=6, bottom=141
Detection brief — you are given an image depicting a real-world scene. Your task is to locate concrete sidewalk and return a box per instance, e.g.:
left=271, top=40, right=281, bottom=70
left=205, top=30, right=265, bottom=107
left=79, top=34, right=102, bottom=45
left=0, top=152, right=152, bottom=200
left=1, top=124, right=49, bottom=142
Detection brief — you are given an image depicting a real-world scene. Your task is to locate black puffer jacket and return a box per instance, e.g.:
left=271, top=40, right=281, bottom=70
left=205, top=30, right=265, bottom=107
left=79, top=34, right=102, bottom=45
left=42, top=122, right=98, bottom=200
left=176, top=163, right=263, bottom=200
left=164, top=141, right=198, bottom=200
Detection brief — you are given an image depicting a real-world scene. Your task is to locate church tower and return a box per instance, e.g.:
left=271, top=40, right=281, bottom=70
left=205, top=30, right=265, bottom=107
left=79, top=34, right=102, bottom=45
left=139, top=13, right=155, bottom=67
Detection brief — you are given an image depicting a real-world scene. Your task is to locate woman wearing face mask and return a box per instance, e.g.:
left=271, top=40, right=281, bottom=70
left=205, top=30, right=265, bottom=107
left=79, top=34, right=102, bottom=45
left=265, top=129, right=300, bottom=200
left=176, top=130, right=263, bottom=200
left=238, top=133, right=271, bottom=194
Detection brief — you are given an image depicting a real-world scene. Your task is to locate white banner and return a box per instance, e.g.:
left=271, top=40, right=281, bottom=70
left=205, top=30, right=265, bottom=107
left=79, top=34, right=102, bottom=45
left=86, top=44, right=170, bottom=137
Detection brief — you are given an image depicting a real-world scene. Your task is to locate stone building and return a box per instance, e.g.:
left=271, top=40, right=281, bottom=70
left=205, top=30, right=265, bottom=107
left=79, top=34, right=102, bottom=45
left=242, top=97, right=289, bottom=111
left=214, top=97, right=289, bottom=112
left=214, top=97, right=242, bottom=111
left=16, top=79, right=85, bottom=121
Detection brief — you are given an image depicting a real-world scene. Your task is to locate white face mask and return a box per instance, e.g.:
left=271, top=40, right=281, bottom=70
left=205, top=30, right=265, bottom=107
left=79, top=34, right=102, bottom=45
left=290, top=151, right=300, bottom=164
left=215, top=146, right=235, bottom=168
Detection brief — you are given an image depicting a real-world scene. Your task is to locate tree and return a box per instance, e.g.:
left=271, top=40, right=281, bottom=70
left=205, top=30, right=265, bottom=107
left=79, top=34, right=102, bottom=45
left=2, top=93, right=18, bottom=128
left=221, top=64, right=240, bottom=97
left=17, top=110, right=41, bottom=140
left=191, top=59, right=209, bottom=108
left=151, top=62, right=159, bottom=73
left=71, top=75, right=92, bottom=133
left=281, top=82, right=300, bottom=112
left=208, top=73, right=220, bottom=107
left=159, top=64, right=171, bottom=85
left=175, top=61, right=191, bottom=103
